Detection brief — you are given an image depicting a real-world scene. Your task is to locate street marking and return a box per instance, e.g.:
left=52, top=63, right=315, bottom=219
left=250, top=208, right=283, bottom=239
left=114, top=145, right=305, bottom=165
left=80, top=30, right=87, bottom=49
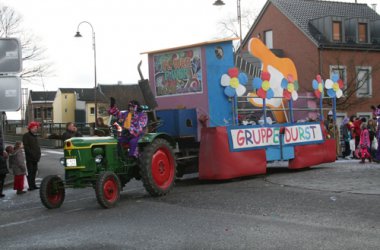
left=64, top=208, right=85, bottom=213
left=42, top=150, right=64, bottom=155
left=0, top=216, right=51, bottom=228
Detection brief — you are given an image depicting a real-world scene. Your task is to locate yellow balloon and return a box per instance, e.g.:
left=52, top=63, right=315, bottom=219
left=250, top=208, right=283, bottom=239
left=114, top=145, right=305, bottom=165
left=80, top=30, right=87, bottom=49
left=287, top=83, right=294, bottom=92
left=318, top=83, right=323, bottom=92
left=262, top=80, right=270, bottom=91
left=230, top=78, right=239, bottom=88
left=332, top=83, right=339, bottom=91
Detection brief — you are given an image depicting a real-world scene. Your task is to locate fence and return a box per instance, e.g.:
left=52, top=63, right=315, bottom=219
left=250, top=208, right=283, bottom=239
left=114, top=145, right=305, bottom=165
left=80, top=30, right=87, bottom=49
left=2, top=122, right=95, bottom=148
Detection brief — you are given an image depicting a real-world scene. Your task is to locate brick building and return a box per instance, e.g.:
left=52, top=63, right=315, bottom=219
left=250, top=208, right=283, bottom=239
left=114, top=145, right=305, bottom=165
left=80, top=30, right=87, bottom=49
left=240, top=0, right=380, bottom=119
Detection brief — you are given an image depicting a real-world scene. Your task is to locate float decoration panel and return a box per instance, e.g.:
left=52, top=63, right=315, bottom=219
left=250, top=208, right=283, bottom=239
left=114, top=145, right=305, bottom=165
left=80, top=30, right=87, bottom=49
left=153, top=47, right=202, bottom=97
left=227, top=122, right=324, bottom=152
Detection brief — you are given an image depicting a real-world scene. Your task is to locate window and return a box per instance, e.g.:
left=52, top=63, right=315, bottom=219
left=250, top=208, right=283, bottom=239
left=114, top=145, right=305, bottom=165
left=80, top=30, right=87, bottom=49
left=356, top=112, right=372, bottom=121
left=356, top=66, right=372, bottom=97
left=329, top=65, right=347, bottom=89
left=264, top=30, right=273, bottom=49
left=90, top=107, right=95, bottom=115
left=34, top=108, right=41, bottom=119
left=332, top=21, right=342, bottom=42
left=45, top=108, right=52, bottom=119
left=358, top=23, right=368, bottom=43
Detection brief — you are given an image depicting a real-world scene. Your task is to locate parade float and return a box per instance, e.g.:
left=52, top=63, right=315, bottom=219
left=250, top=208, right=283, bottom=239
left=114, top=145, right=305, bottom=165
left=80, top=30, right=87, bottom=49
left=147, top=37, right=339, bottom=179
left=40, top=37, right=340, bottom=209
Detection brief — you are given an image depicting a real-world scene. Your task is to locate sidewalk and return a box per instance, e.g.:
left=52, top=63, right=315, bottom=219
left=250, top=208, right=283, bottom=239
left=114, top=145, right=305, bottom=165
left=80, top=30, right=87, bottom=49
left=4, top=169, right=14, bottom=188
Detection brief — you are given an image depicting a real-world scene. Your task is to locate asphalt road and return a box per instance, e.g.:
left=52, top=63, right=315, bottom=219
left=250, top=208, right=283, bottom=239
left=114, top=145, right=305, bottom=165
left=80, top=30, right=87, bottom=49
left=0, top=149, right=379, bottom=250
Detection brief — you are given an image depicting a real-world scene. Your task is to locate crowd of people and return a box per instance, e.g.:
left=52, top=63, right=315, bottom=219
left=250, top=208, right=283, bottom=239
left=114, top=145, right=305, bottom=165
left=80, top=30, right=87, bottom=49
left=0, top=121, right=41, bottom=198
left=338, top=105, right=380, bottom=164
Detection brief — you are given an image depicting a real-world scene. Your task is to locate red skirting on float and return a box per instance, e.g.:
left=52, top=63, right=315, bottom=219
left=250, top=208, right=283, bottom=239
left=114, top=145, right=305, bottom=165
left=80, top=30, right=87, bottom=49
left=199, top=126, right=267, bottom=180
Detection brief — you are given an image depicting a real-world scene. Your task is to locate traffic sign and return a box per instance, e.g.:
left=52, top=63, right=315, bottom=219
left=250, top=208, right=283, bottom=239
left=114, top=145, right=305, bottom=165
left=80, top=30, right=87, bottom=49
left=0, top=76, right=21, bottom=111
left=0, top=38, right=22, bottom=73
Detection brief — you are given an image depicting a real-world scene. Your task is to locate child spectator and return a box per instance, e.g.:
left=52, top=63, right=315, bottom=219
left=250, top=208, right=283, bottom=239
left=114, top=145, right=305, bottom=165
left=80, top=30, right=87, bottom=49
left=7, top=142, right=27, bottom=194
left=359, top=123, right=371, bottom=163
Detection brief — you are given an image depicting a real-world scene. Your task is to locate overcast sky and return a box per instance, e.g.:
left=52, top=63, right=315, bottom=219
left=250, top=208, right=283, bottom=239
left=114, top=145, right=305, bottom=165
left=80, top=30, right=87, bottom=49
left=2, top=0, right=265, bottom=89
left=1, top=0, right=377, bottom=119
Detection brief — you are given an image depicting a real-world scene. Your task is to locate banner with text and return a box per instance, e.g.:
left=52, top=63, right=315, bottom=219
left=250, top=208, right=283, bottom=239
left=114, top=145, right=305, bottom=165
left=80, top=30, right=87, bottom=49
left=228, top=123, right=324, bottom=151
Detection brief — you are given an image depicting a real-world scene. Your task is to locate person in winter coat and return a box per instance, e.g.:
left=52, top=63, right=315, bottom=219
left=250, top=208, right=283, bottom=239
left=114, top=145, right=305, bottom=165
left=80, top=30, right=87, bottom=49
left=7, top=142, right=27, bottom=194
left=354, top=117, right=366, bottom=150
left=0, top=147, right=9, bottom=198
left=22, top=121, right=41, bottom=190
left=324, top=111, right=340, bottom=158
left=61, top=122, right=83, bottom=143
left=359, top=123, right=371, bottom=163
left=368, top=119, right=377, bottom=158
left=341, top=117, right=351, bottom=159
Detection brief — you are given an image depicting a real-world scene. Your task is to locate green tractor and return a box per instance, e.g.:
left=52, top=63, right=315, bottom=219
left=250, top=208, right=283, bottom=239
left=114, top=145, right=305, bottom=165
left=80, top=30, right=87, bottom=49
left=40, top=132, right=177, bottom=209
left=39, top=67, right=183, bottom=209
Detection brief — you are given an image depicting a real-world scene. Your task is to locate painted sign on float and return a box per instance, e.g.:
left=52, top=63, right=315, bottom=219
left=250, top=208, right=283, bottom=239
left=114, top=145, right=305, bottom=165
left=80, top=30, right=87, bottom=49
left=228, top=123, right=324, bottom=151
left=153, top=47, right=202, bottom=97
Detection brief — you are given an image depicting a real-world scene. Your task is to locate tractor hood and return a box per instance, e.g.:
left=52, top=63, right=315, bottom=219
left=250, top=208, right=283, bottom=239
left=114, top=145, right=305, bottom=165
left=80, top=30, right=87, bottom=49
left=63, top=136, right=117, bottom=150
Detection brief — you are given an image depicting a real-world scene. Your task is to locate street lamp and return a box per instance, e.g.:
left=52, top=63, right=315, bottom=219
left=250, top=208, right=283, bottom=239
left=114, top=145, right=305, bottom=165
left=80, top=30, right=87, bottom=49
left=213, top=0, right=243, bottom=49
left=74, top=21, right=98, bottom=127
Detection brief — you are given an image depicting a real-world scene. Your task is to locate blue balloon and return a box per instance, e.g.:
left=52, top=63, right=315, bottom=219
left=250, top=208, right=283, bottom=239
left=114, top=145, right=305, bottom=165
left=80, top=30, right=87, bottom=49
left=281, top=78, right=288, bottom=89
left=252, top=77, right=262, bottom=89
left=331, top=73, right=339, bottom=83
left=312, top=79, right=319, bottom=90
left=266, top=88, right=274, bottom=99
left=224, top=86, right=236, bottom=97
left=238, top=73, right=248, bottom=85
left=327, top=88, right=336, bottom=98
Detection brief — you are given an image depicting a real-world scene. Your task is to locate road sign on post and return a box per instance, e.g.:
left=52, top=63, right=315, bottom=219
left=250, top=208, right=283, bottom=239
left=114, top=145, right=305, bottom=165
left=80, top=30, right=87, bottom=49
left=0, top=76, right=21, bottom=111
left=0, top=38, right=22, bottom=73
left=0, top=38, right=22, bottom=112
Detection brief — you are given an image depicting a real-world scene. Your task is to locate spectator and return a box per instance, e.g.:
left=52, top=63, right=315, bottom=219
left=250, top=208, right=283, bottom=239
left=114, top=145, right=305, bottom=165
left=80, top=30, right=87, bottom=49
left=0, top=147, right=9, bottom=198
left=353, top=117, right=366, bottom=157
left=368, top=119, right=377, bottom=158
left=94, top=117, right=110, bottom=136
left=7, top=142, right=27, bottom=194
left=359, top=123, right=371, bottom=163
left=22, top=121, right=41, bottom=190
left=62, top=122, right=83, bottom=142
left=341, top=117, right=351, bottom=159
left=96, top=117, right=108, bottom=128
left=324, top=111, right=340, bottom=158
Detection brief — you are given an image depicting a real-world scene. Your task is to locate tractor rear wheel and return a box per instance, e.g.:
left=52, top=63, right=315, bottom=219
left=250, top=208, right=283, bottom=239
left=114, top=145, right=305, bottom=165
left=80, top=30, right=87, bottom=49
left=95, top=172, right=121, bottom=208
left=139, top=138, right=177, bottom=196
left=40, top=175, right=65, bottom=209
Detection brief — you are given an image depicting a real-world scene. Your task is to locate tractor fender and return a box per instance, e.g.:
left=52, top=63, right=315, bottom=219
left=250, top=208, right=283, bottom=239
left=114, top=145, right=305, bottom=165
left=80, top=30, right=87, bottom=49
left=138, top=132, right=175, bottom=148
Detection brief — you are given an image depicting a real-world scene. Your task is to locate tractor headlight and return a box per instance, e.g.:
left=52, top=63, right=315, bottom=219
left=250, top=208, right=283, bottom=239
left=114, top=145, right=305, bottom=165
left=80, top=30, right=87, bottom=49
left=60, top=157, right=66, bottom=166
left=94, top=155, right=103, bottom=164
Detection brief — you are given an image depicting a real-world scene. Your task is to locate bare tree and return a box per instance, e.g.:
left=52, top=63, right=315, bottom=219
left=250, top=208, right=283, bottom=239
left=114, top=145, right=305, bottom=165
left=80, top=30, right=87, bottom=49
left=323, top=54, right=380, bottom=111
left=0, top=4, right=52, bottom=82
left=217, top=8, right=257, bottom=49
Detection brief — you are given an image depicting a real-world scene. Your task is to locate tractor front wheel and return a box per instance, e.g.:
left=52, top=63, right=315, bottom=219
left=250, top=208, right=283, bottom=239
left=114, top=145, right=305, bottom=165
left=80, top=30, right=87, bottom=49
left=40, top=175, right=65, bottom=209
left=95, top=172, right=121, bottom=208
left=140, top=138, right=177, bottom=196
